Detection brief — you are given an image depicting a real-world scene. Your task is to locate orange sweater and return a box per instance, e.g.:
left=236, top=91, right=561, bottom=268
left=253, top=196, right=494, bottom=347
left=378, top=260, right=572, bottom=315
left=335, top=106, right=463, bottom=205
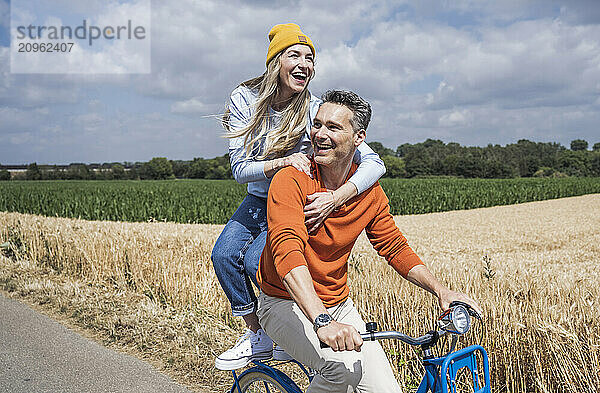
left=257, top=161, right=424, bottom=307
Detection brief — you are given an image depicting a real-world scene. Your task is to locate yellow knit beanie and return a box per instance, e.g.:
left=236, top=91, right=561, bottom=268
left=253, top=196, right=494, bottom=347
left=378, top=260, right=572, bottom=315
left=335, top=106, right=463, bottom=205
left=266, top=23, right=315, bottom=66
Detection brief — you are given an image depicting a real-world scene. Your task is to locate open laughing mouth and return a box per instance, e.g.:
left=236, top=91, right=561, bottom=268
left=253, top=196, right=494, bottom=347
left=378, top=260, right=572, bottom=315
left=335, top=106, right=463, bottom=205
left=292, top=71, right=307, bottom=84
left=314, top=141, right=334, bottom=153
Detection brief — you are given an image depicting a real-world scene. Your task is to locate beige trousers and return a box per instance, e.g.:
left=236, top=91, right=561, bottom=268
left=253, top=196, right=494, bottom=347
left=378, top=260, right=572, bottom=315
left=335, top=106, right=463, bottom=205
left=257, top=292, right=402, bottom=393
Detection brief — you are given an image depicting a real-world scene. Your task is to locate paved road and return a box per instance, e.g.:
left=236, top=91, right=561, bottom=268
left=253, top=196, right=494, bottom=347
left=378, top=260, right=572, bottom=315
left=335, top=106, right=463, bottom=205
left=0, top=293, right=193, bottom=393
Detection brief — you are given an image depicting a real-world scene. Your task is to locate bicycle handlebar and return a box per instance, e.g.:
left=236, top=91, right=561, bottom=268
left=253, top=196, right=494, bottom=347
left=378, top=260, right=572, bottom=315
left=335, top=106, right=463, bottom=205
left=360, top=330, right=444, bottom=346
left=319, top=329, right=445, bottom=349
left=319, top=301, right=482, bottom=349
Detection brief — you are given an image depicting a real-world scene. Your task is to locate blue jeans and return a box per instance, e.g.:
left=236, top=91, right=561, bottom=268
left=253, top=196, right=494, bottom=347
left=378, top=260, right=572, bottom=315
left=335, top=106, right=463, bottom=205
left=211, top=194, right=268, bottom=316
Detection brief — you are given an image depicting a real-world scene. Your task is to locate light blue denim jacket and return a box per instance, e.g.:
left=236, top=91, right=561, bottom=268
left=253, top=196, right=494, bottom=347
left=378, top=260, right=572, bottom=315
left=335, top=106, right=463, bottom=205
left=227, top=85, right=386, bottom=199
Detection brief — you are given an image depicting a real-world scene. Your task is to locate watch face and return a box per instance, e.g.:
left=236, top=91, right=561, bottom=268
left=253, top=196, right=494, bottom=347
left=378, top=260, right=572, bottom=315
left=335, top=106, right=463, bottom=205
left=316, top=314, right=330, bottom=324
left=314, top=313, right=332, bottom=330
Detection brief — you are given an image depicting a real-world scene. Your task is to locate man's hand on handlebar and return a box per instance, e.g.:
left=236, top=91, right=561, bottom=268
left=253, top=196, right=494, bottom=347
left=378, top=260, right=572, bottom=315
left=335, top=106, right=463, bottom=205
left=438, top=288, right=484, bottom=318
left=317, top=320, right=363, bottom=352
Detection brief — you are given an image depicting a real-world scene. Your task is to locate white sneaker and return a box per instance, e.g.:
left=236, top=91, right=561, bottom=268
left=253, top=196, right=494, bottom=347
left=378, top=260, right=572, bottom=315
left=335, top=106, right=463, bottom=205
left=273, top=344, right=293, bottom=361
left=215, top=329, right=273, bottom=370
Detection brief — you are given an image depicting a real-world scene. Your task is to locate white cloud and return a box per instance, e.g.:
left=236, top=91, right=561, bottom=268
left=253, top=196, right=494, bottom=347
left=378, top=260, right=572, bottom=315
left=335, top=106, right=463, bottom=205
left=72, top=112, right=104, bottom=131
left=0, top=106, right=49, bottom=131
left=315, top=16, right=600, bottom=113
left=439, top=110, right=471, bottom=127
left=87, top=99, right=102, bottom=111
left=0, top=47, right=83, bottom=107
left=9, top=131, right=33, bottom=145
left=170, top=98, right=207, bottom=114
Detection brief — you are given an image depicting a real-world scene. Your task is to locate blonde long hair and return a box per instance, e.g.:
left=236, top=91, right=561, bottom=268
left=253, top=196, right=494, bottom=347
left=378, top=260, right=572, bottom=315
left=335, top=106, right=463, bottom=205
left=223, top=51, right=313, bottom=160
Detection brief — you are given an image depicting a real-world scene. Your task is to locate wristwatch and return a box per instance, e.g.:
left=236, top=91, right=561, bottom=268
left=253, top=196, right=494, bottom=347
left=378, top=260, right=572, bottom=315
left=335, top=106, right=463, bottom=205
left=313, top=313, right=333, bottom=332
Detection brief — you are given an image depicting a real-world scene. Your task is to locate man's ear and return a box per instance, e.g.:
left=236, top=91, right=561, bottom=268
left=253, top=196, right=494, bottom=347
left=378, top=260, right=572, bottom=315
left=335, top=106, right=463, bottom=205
left=354, top=129, right=366, bottom=147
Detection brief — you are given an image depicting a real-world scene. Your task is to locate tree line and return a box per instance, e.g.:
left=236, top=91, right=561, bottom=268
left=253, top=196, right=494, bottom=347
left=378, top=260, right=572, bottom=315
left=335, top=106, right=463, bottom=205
left=0, top=155, right=233, bottom=181
left=373, top=138, right=600, bottom=178
left=2, top=139, right=599, bottom=181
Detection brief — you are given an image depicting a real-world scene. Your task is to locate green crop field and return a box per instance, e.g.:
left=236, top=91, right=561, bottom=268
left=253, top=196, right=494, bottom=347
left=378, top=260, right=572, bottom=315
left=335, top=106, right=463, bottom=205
left=380, top=177, right=600, bottom=214
left=1, top=178, right=599, bottom=224
left=0, top=180, right=246, bottom=224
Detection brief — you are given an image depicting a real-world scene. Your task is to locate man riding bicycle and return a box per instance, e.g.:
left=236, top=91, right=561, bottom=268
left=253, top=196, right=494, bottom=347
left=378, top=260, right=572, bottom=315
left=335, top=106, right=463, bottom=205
left=256, top=89, right=483, bottom=392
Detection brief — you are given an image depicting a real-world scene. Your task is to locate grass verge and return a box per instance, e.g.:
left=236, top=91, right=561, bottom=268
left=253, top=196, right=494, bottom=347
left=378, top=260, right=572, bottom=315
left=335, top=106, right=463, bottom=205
left=0, top=256, right=235, bottom=392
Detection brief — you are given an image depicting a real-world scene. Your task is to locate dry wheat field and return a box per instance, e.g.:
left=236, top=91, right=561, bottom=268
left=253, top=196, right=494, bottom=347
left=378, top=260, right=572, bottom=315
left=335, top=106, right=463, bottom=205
left=1, top=194, right=599, bottom=392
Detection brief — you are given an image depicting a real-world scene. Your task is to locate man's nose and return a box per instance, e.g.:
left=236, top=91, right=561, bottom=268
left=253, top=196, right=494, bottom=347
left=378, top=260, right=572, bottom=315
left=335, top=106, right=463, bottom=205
left=313, top=125, right=328, bottom=140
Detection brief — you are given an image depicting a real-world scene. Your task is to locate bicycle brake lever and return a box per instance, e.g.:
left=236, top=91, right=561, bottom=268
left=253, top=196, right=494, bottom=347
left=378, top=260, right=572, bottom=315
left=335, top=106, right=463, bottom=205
left=449, top=301, right=482, bottom=320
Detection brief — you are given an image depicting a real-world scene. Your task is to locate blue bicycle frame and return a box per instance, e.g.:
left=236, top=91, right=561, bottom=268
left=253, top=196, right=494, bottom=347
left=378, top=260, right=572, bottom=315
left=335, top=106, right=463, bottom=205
left=230, top=344, right=490, bottom=393
left=418, top=345, right=491, bottom=393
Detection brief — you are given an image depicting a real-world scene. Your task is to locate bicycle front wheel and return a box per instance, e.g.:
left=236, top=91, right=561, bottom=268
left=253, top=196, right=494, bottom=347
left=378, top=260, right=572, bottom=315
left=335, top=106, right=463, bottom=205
left=236, top=371, right=294, bottom=393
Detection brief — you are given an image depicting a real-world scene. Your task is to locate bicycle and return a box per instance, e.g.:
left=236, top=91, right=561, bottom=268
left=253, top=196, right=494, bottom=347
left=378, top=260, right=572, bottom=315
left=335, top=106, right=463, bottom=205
left=229, top=301, right=490, bottom=393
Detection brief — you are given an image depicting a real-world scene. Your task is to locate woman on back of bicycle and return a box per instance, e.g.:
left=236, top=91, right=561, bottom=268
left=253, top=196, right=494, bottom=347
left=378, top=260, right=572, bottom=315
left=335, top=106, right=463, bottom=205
left=212, top=23, right=386, bottom=370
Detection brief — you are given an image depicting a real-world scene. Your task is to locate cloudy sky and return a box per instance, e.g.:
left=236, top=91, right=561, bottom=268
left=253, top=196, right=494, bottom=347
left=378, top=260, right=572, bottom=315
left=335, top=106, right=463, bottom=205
left=1, top=0, right=599, bottom=165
